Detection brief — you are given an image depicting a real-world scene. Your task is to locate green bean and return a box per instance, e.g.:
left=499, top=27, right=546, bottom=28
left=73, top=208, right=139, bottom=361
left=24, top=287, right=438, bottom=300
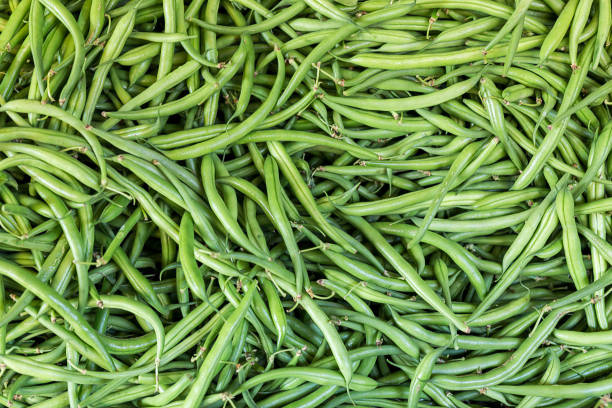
left=344, top=215, right=469, bottom=332
left=577, top=224, right=612, bottom=266
left=324, top=74, right=481, bottom=112
left=468, top=293, right=531, bottom=327
left=407, top=140, right=483, bottom=250
left=392, top=311, right=522, bottom=350
left=83, top=7, right=136, bottom=124
left=38, top=0, right=84, bottom=105
left=32, top=183, right=90, bottom=311
left=224, top=5, right=253, bottom=122
left=480, top=76, right=524, bottom=170
left=95, top=294, right=164, bottom=375
left=433, top=352, right=512, bottom=375
left=183, top=283, right=255, bottom=408
left=433, top=303, right=579, bottom=390
left=156, top=163, right=222, bottom=251
left=569, top=0, right=593, bottom=69
left=468, top=204, right=558, bottom=321
left=189, top=2, right=306, bottom=35
left=99, top=207, right=142, bottom=266
left=0, top=355, right=105, bottom=384
left=29, top=0, right=45, bottom=99
left=552, top=82, right=612, bottom=127
left=167, top=48, right=284, bottom=158
left=277, top=1, right=418, bottom=107
left=96, top=230, right=168, bottom=314
left=0, top=100, right=107, bottom=188
left=557, top=187, right=597, bottom=327
left=503, top=174, right=569, bottom=269
left=434, top=16, right=502, bottom=45
left=492, top=378, right=612, bottom=398
left=104, top=40, right=247, bottom=120
left=555, top=328, right=612, bottom=345
left=141, top=373, right=192, bottom=406
left=0, top=257, right=114, bottom=369
left=201, top=154, right=263, bottom=257
left=328, top=307, right=419, bottom=357
left=592, top=0, right=611, bottom=69
left=349, top=35, right=544, bottom=69
left=264, top=157, right=307, bottom=296
left=409, top=348, right=445, bottom=408
left=513, top=39, right=595, bottom=190
left=541, top=0, right=580, bottom=64
left=233, top=367, right=376, bottom=396
left=178, top=212, right=210, bottom=303
left=87, top=0, right=104, bottom=44
left=0, top=0, right=31, bottom=55
left=0, top=238, right=67, bottom=327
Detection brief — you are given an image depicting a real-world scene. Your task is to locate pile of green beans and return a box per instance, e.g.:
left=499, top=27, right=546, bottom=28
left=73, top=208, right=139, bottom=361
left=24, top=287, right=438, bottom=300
left=0, top=0, right=611, bottom=406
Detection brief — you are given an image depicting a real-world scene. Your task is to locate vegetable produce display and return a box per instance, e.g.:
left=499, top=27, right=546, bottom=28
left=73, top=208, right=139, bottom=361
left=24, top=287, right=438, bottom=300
left=0, top=0, right=611, bottom=406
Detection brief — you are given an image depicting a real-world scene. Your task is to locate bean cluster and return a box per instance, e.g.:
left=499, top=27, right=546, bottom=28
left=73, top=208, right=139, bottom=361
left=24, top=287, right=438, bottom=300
left=0, top=0, right=611, bottom=407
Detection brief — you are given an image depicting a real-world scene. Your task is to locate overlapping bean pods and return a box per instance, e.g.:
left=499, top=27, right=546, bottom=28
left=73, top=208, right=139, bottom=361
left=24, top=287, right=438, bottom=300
left=0, top=0, right=610, bottom=406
